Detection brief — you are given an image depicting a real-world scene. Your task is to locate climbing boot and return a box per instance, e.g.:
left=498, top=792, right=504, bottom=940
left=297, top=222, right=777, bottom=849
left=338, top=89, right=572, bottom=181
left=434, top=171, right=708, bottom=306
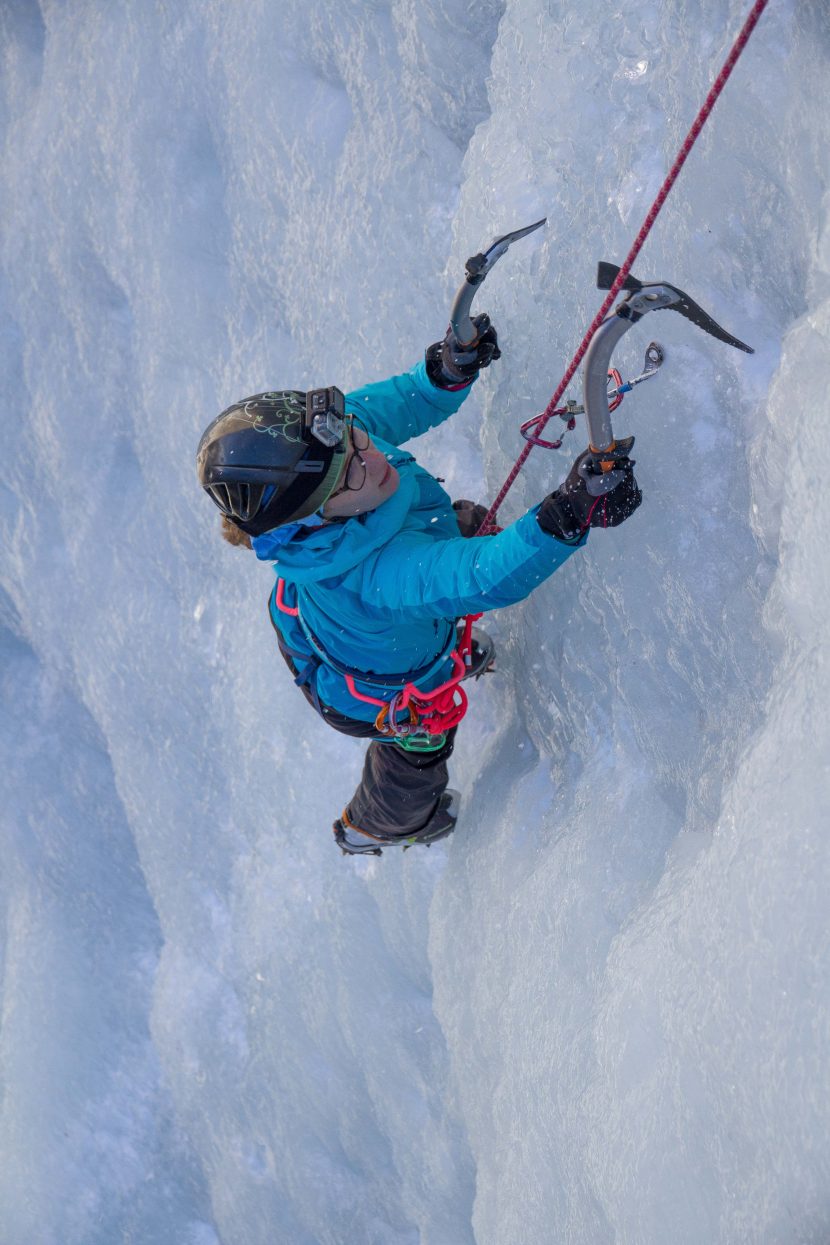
left=333, top=790, right=461, bottom=856
left=463, top=626, right=496, bottom=680
left=333, top=813, right=384, bottom=857
left=402, top=789, right=461, bottom=850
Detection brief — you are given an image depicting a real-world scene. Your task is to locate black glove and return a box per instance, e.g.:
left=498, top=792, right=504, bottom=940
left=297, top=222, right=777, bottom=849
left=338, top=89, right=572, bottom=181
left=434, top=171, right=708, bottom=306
left=537, top=438, right=642, bottom=543
left=425, top=313, right=501, bottom=390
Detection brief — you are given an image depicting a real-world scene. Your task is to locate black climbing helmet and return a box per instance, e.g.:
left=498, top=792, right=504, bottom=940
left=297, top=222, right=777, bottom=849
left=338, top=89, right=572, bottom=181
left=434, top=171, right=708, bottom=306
left=196, top=388, right=348, bottom=536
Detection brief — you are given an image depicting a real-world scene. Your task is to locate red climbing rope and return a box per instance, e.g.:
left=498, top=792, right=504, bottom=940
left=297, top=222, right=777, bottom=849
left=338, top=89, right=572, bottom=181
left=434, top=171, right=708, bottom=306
left=477, top=0, right=769, bottom=535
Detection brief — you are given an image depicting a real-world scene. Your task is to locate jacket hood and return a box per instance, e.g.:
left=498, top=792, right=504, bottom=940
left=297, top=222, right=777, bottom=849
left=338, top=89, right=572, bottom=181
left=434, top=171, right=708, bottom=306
left=251, top=440, right=417, bottom=584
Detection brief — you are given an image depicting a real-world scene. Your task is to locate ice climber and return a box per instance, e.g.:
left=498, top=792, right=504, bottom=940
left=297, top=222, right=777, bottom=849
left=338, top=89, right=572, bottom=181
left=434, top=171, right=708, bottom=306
left=196, top=318, right=641, bottom=855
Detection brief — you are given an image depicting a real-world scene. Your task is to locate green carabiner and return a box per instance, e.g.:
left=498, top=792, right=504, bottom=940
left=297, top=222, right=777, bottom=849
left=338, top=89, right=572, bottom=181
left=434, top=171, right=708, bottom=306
left=394, top=731, right=448, bottom=754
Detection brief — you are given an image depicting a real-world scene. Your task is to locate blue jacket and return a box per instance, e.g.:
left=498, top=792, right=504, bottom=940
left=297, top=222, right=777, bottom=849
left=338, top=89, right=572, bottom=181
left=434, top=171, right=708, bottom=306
left=252, top=361, right=585, bottom=723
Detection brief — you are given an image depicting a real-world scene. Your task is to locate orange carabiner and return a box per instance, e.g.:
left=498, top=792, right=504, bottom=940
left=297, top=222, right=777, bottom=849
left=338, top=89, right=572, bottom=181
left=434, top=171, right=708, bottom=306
left=374, top=700, right=420, bottom=737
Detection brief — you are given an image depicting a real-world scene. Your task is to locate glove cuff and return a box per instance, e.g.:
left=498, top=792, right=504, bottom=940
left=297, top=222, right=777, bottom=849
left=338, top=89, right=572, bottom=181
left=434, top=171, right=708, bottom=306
left=425, top=342, right=475, bottom=391
left=536, top=491, right=586, bottom=545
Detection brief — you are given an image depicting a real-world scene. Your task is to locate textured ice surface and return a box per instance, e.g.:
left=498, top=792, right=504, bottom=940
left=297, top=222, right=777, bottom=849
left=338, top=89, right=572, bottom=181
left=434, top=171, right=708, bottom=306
left=1, top=1, right=828, bottom=1242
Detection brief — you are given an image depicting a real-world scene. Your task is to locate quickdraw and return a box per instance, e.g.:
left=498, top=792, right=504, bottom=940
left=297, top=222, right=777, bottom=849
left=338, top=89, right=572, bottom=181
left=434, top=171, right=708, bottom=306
left=518, top=342, right=664, bottom=450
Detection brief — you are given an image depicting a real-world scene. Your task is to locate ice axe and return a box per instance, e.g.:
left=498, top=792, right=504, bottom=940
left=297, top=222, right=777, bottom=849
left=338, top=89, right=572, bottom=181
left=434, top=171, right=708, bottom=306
left=580, top=262, right=754, bottom=493
left=449, top=217, right=547, bottom=348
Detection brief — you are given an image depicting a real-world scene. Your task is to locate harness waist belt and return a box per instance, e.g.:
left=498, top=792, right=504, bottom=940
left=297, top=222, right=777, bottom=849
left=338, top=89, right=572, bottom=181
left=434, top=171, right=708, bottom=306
left=269, top=582, right=456, bottom=691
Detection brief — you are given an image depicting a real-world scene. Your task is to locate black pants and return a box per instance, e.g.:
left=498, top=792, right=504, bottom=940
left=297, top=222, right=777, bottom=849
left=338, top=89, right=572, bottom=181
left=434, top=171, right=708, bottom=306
left=277, top=501, right=487, bottom=839
left=345, top=729, right=457, bottom=839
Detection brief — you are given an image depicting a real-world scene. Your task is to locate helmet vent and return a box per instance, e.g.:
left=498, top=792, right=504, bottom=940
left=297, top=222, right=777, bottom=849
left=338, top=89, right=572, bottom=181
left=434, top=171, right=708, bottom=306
left=208, top=482, right=270, bottom=522
left=208, top=483, right=234, bottom=516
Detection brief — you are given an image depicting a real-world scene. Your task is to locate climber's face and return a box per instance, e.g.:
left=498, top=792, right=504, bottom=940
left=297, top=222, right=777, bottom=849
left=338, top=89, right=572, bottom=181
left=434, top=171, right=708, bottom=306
left=321, top=421, right=400, bottom=518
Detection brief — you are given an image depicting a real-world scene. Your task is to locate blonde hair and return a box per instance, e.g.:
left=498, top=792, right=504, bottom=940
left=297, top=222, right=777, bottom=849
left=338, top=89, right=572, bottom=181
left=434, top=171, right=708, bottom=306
left=220, top=515, right=253, bottom=550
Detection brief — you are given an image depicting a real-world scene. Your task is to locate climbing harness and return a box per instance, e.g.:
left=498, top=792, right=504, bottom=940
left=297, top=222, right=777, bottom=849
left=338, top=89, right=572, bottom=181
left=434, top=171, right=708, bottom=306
left=365, top=615, right=495, bottom=746
left=272, top=578, right=492, bottom=747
